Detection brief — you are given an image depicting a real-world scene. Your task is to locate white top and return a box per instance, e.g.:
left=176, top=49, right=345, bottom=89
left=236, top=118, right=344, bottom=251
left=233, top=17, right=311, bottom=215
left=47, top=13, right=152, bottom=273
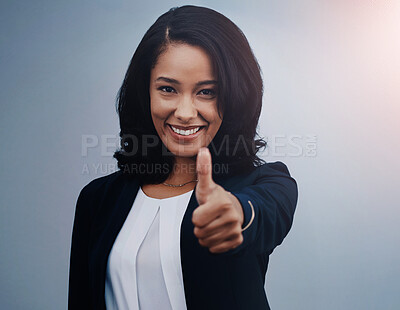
left=105, top=186, right=193, bottom=310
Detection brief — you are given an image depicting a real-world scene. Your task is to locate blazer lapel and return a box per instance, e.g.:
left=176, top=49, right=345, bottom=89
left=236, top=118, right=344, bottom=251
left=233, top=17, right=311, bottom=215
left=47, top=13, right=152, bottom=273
left=89, top=175, right=140, bottom=310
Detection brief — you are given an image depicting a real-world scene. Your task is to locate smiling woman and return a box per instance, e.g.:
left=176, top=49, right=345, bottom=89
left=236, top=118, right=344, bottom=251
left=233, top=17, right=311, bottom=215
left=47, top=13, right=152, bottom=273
left=68, top=5, right=298, bottom=310
left=112, top=5, right=268, bottom=187
left=150, top=43, right=222, bottom=160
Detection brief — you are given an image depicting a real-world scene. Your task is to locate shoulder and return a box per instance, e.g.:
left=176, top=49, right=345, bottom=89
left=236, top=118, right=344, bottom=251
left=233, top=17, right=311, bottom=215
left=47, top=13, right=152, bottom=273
left=257, top=161, right=298, bottom=204
left=218, top=161, right=297, bottom=193
left=256, top=161, right=297, bottom=186
left=256, top=161, right=295, bottom=179
left=76, top=170, right=125, bottom=208
left=235, top=161, right=298, bottom=214
left=234, top=161, right=295, bottom=180
left=73, top=170, right=130, bottom=225
left=245, top=161, right=298, bottom=201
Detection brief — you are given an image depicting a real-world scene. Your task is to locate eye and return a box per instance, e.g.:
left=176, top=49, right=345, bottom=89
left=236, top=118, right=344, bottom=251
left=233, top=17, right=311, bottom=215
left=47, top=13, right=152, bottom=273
left=157, top=86, right=176, bottom=93
left=198, top=89, right=216, bottom=97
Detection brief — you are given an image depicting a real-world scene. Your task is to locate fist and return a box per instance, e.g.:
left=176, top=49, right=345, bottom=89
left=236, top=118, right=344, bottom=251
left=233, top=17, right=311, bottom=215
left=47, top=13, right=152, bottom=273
left=192, top=147, right=244, bottom=254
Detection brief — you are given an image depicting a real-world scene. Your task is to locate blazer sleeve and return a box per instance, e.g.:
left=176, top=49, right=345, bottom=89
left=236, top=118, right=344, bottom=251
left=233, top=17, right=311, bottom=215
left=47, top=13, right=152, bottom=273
left=228, top=161, right=298, bottom=256
left=68, top=181, right=98, bottom=309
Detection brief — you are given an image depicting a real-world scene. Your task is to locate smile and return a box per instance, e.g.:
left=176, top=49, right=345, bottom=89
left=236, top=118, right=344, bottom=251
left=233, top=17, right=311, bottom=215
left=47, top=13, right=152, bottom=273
left=170, top=125, right=203, bottom=136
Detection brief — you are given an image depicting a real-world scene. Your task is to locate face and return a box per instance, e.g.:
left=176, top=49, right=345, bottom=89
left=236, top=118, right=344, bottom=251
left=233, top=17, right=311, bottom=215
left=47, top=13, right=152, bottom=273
left=149, top=43, right=223, bottom=158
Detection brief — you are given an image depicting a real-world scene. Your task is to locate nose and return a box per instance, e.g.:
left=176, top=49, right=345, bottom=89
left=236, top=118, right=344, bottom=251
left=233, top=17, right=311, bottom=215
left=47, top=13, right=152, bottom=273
left=174, top=95, right=197, bottom=122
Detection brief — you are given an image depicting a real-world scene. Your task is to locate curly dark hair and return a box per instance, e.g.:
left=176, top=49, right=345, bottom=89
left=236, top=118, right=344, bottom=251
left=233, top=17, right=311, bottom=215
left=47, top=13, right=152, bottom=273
left=113, top=5, right=267, bottom=185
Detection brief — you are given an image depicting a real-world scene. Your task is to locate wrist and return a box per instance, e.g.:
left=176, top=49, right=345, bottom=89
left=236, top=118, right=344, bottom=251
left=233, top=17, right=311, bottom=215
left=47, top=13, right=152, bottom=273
left=227, top=191, right=244, bottom=227
left=228, top=191, right=255, bottom=231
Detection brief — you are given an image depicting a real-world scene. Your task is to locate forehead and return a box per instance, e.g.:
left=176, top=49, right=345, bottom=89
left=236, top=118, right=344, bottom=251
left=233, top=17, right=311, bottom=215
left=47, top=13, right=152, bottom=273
left=151, top=43, right=216, bottom=81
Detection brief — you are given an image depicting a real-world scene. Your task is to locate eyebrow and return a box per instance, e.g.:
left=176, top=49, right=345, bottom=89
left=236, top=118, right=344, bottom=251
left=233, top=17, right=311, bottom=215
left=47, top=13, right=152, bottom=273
left=155, top=76, right=218, bottom=87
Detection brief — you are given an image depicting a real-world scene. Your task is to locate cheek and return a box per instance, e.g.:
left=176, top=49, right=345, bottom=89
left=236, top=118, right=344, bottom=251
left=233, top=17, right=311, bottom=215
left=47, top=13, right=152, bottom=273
left=203, top=105, right=222, bottom=127
left=150, top=98, right=169, bottom=121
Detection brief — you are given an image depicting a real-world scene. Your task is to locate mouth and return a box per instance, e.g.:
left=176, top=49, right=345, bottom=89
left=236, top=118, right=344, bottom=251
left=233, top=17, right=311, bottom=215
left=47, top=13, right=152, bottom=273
left=166, top=124, right=207, bottom=140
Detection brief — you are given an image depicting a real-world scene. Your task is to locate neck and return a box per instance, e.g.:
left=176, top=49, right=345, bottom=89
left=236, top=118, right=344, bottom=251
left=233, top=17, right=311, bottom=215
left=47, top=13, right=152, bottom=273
left=165, top=156, right=197, bottom=185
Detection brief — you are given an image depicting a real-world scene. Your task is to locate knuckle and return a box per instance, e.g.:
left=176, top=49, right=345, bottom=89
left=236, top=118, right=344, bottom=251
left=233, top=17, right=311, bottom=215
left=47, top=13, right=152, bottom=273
left=228, top=228, right=241, bottom=240
left=234, top=226, right=242, bottom=236
left=225, top=213, right=239, bottom=224
left=230, top=233, right=242, bottom=243
left=192, top=212, right=202, bottom=226
left=222, top=202, right=231, bottom=212
left=217, top=201, right=230, bottom=214
left=210, top=183, right=219, bottom=192
left=197, top=228, right=207, bottom=238
left=210, top=246, right=220, bottom=254
left=192, top=211, right=197, bottom=223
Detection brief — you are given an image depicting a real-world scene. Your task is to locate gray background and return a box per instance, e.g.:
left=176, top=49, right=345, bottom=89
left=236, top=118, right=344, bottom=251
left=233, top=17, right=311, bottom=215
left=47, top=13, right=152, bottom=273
left=1, top=0, right=399, bottom=309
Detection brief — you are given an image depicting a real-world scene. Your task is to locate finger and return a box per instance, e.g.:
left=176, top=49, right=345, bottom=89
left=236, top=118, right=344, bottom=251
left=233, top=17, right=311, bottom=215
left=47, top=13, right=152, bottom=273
left=194, top=214, right=240, bottom=239
left=192, top=200, right=226, bottom=228
left=195, top=147, right=214, bottom=204
left=208, top=236, right=244, bottom=254
left=199, top=232, right=239, bottom=249
left=195, top=222, right=239, bottom=245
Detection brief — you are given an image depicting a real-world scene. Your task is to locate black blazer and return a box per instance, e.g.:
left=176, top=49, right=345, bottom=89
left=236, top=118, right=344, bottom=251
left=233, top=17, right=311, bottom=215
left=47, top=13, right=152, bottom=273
left=68, top=161, right=298, bottom=310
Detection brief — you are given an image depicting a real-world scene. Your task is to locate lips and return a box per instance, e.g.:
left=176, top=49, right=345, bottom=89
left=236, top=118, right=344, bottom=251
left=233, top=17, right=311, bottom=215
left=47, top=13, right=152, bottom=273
left=166, top=124, right=206, bottom=139
left=171, top=125, right=200, bottom=135
left=168, top=124, right=205, bottom=130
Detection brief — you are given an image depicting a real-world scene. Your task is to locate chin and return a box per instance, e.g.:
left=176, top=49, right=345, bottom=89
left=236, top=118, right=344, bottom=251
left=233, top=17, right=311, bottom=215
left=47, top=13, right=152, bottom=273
left=167, top=145, right=203, bottom=158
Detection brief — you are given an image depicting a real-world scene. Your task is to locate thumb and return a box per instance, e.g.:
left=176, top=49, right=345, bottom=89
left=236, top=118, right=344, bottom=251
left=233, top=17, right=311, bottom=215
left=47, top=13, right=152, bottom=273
left=196, top=147, right=214, bottom=204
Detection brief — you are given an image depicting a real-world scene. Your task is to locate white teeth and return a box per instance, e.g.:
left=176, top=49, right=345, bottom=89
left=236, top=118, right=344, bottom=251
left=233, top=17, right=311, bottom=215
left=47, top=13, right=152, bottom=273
left=171, top=125, right=201, bottom=136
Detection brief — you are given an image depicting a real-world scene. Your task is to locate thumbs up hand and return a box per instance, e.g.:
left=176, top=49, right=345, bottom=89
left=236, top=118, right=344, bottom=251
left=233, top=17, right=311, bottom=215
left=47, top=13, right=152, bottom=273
left=192, top=147, right=244, bottom=254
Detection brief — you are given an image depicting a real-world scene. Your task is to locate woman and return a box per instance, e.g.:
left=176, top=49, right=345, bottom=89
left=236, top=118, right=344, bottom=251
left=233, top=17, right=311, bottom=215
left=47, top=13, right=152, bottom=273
left=68, top=5, right=298, bottom=310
